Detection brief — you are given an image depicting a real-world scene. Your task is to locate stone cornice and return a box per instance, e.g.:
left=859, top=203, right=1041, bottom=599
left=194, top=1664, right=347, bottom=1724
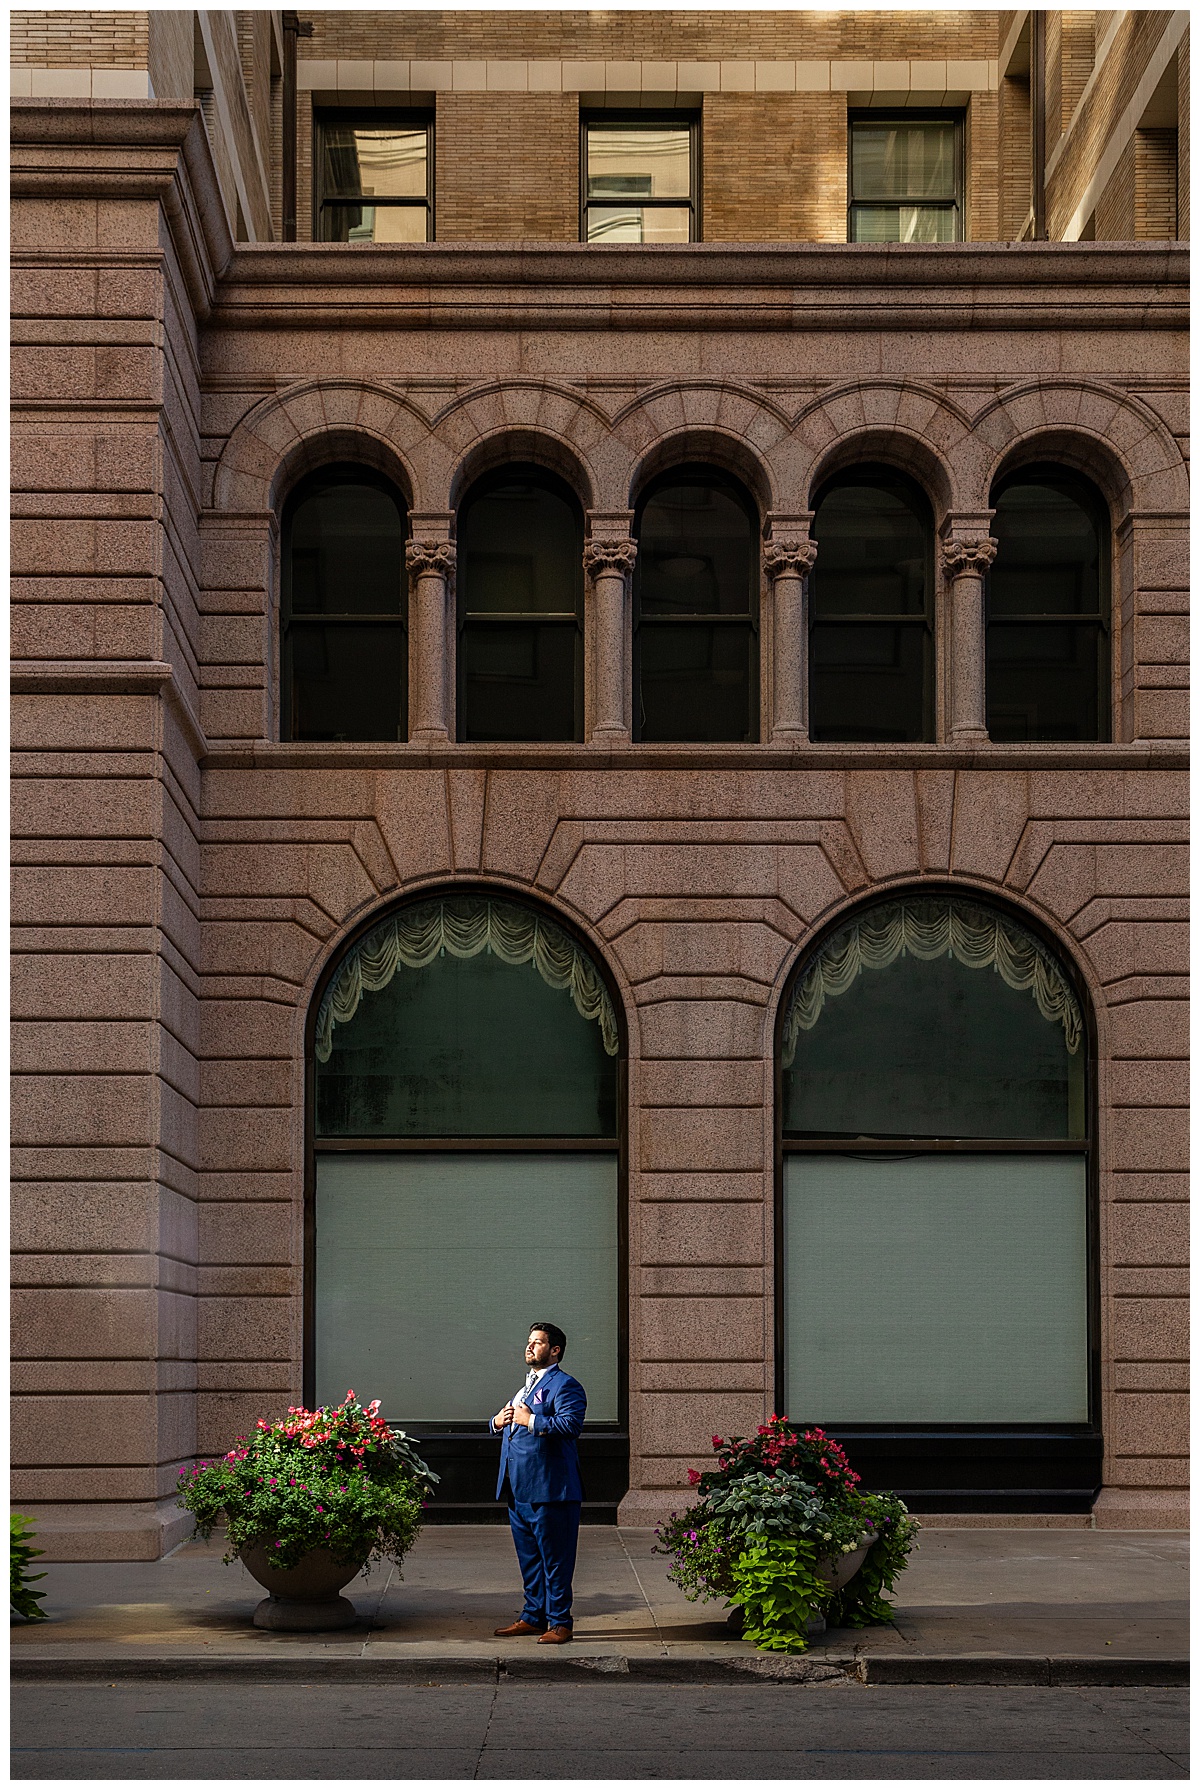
left=203, top=241, right=1188, bottom=334
left=10, top=658, right=208, bottom=761
left=197, top=740, right=1188, bottom=774
left=10, top=99, right=234, bottom=317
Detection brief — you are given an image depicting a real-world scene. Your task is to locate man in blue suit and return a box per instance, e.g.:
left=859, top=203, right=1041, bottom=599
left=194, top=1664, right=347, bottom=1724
left=491, top=1321, right=586, bottom=1645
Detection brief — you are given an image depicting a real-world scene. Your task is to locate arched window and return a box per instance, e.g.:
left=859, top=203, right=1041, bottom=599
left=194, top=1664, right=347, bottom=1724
left=281, top=466, right=408, bottom=742
left=310, top=892, right=625, bottom=1511
left=778, top=892, right=1097, bottom=1509
left=633, top=466, right=758, bottom=741
left=987, top=466, right=1111, bottom=742
left=457, top=465, right=584, bottom=742
left=809, top=467, right=933, bottom=742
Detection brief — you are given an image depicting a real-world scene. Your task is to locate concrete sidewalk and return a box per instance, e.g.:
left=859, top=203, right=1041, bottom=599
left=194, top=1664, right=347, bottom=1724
left=11, top=1526, right=1188, bottom=1686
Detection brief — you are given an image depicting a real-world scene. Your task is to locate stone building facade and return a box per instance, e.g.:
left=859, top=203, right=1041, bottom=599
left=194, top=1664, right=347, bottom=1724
left=10, top=10, right=1188, bottom=1558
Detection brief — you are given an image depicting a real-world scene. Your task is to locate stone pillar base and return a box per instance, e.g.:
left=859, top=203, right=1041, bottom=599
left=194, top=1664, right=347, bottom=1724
left=15, top=1499, right=194, bottom=1561
left=1091, top=1489, right=1190, bottom=1530
left=617, top=1489, right=692, bottom=1529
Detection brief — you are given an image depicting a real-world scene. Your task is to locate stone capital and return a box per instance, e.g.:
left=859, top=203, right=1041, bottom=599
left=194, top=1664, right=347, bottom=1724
left=941, top=536, right=998, bottom=577
left=764, top=540, right=817, bottom=579
left=406, top=539, right=457, bottom=578
left=584, top=539, right=637, bottom=577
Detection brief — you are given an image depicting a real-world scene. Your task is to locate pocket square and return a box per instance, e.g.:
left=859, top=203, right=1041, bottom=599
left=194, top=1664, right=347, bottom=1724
left=533, top=1390, right=544, bottom=1403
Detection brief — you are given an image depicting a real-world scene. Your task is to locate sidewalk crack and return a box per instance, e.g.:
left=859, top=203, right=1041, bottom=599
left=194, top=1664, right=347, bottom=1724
left=616, top=1529, right=667, bottom=1656
left=473, top=1673, right=500, bottom=1778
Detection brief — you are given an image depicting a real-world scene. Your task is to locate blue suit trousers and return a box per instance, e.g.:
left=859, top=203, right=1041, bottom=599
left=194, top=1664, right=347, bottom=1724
left=507, top=1497, right=581, bottom=1629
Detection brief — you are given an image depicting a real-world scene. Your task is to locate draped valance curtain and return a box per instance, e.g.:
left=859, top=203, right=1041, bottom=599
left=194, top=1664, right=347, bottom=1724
left=315, top=895, right=620, bottom=1063
left=781, top=896, right=1083, bottom=1068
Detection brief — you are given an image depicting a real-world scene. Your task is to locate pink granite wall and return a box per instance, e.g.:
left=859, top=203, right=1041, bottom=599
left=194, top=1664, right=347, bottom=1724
left=11, top=100, right=1189, bottom=1555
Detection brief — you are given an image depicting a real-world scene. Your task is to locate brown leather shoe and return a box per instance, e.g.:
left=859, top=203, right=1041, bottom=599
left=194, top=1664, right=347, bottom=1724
left=537, top=1624, right=573, bottom=1645
left=494, top=1619, right=542, bottom=1637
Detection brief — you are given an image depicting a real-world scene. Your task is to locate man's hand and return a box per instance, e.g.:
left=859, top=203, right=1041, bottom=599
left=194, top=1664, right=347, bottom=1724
left=511, top=1403, right=536, bottom=1430
left=493, top=1403, right=514, bottom=1429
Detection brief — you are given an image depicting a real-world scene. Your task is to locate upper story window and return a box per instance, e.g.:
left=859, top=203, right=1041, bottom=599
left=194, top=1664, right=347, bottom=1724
left=849, top=114, right=962, bottom=242
left=583, top=116, right=697, bottom=243
left=317, top=113, right=432, bottom=242
left=281, top=466, right=408, bottom=742
left=457, top=465, right=584, bottom=743
left=633, top=467, right=758, bottom=741
left=986, top=467, right=1111, bottom=742
left=809, top=467, right=934, bottom=743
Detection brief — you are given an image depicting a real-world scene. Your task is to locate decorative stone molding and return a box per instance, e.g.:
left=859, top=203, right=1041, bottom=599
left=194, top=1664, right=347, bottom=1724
left=941, top=536, right=998, bottom=576
left=406, top=539, right=457, bottom=580
left=764, top=540, right=817, bottom=580
left=405, top=528, right=456, bottom=743
left=940, top=521, right=998, bottom=743
left=584, top=539, right=638, bottom=578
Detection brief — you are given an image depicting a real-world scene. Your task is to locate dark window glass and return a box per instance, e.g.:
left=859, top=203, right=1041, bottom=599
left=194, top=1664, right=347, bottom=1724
left=282, top=468, right=407, bottom=741
left=849, top=116, right=961, bottom=241
left=584, top=119, right=695, bottom=242
left=809, top=469, right=932, bottom=741
left=458, top=467, right=583, bottom=741
left=987, top=469, right=1110, bottom=742
left=634, top=469, right=758, bottom=741
left=317, top=946, right=617, bottom=1138
left=317, top=117, right=431, bottom=241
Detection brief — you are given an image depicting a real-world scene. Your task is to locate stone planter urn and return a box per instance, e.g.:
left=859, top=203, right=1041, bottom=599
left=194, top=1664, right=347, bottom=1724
left=726, top=1535, right=874, bottom=1637
left=240, top=1540, right=366, bottom=1631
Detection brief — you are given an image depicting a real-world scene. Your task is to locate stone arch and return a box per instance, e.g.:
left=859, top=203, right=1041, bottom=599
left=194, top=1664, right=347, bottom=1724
left=973, top=380, right=1189, bottom=519
left=430, top=381, right=611, bottom=512
left=794, top=381, right=978, bottom=516
left=212, top=380, right=433, bottom=513
left=614, top=381, right=793, bottom=514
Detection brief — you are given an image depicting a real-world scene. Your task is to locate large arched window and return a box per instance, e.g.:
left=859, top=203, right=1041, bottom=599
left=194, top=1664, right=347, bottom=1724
left=987, top=466, right=1111, bottom=742
left=633, top=466, right=758, bottom=741
left=778, top=892, right=1097, bottom=1510
left=457, top=465, right=584, bottom=742
left=310, top=892, right=625, bottom=1511
left=281, top=465, right=408, bottom=741
left=809, top=467, right=933, bottom=742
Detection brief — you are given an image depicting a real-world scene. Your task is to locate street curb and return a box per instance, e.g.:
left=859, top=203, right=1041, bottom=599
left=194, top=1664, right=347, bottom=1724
left=10, top=1652, right=1188, bottom=1687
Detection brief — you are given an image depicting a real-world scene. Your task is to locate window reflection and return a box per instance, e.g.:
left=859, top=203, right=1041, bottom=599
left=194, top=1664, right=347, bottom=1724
left=584, top=120, right=695, bottom=243
left=987, top=469, right=1110, bottom=741
left=318, top=118, right=432, bottom=242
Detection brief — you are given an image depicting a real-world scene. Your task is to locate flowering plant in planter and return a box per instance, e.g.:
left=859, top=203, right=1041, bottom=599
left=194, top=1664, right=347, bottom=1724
left=654, top=1416, right=919, bottom=1653
left=177, top=1391, right=438, bottom=1572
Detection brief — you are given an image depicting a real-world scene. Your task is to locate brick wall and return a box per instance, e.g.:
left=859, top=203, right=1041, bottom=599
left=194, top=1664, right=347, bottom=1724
left=435, top=93, right=578, bottom=242
left=1095, top=139, right=1135, bottom=240
left=147, top=11, right=193, bottom=103
left=703, top=94, right=845, bottom=243
left=1136, top=128, right=1178, bottom=237
left=998, top=72, right=1032, bottom=238
left=12, top=7, right=148, bottom=67
left=966, top=91, right=1000, bottom=239
left=300, top=9, right=999, bottom=62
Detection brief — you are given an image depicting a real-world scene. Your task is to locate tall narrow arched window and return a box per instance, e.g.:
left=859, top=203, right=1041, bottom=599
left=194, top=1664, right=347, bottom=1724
left=987, top=466, right=1111, bottom=742
left=281, top=466, right=408, bottom=741
left=809, top=468, right=933, bottom=742
left=310, top=892, right=625, bottom=1512
left=778, top=892, right=1098, bottom=1510
left=633, top=467, right=758, bottom=741
left=457, top=466, right=584, bottom=742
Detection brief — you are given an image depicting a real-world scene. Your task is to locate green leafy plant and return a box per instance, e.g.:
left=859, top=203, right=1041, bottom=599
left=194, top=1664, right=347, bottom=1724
left=654, top=1417, right=920, bottom=1652
left=177, top=1390, right=438, bottom=1572
left=11, top=1513, right=48, bottom=1622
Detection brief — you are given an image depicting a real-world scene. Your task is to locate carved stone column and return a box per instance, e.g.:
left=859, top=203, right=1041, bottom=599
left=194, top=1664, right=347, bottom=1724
left=584, top=535, right=637, bottom=743
left=940, top=526, right=998, bottom=743
left=764, top=535, right=817, bottom=743
left=405, top=531, right=456, bottom=743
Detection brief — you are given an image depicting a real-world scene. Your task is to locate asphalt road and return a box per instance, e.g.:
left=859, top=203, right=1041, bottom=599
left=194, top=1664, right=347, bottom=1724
left=10, top=1680, right=1189, bottom=1778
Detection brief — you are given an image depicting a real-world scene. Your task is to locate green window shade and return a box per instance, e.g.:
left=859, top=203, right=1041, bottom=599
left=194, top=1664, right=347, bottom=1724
left=315, top=1152, right=619, bottom=1423
left=783, top=948, right=1083, bottom=1140
left=316, top=945, right=617, bottom=1138
left=783, top=1154, right=1089, bottom=1423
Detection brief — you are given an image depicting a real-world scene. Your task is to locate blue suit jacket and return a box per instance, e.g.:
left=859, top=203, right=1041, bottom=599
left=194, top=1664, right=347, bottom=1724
left=492, top=1364, right=587, bottom=1502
